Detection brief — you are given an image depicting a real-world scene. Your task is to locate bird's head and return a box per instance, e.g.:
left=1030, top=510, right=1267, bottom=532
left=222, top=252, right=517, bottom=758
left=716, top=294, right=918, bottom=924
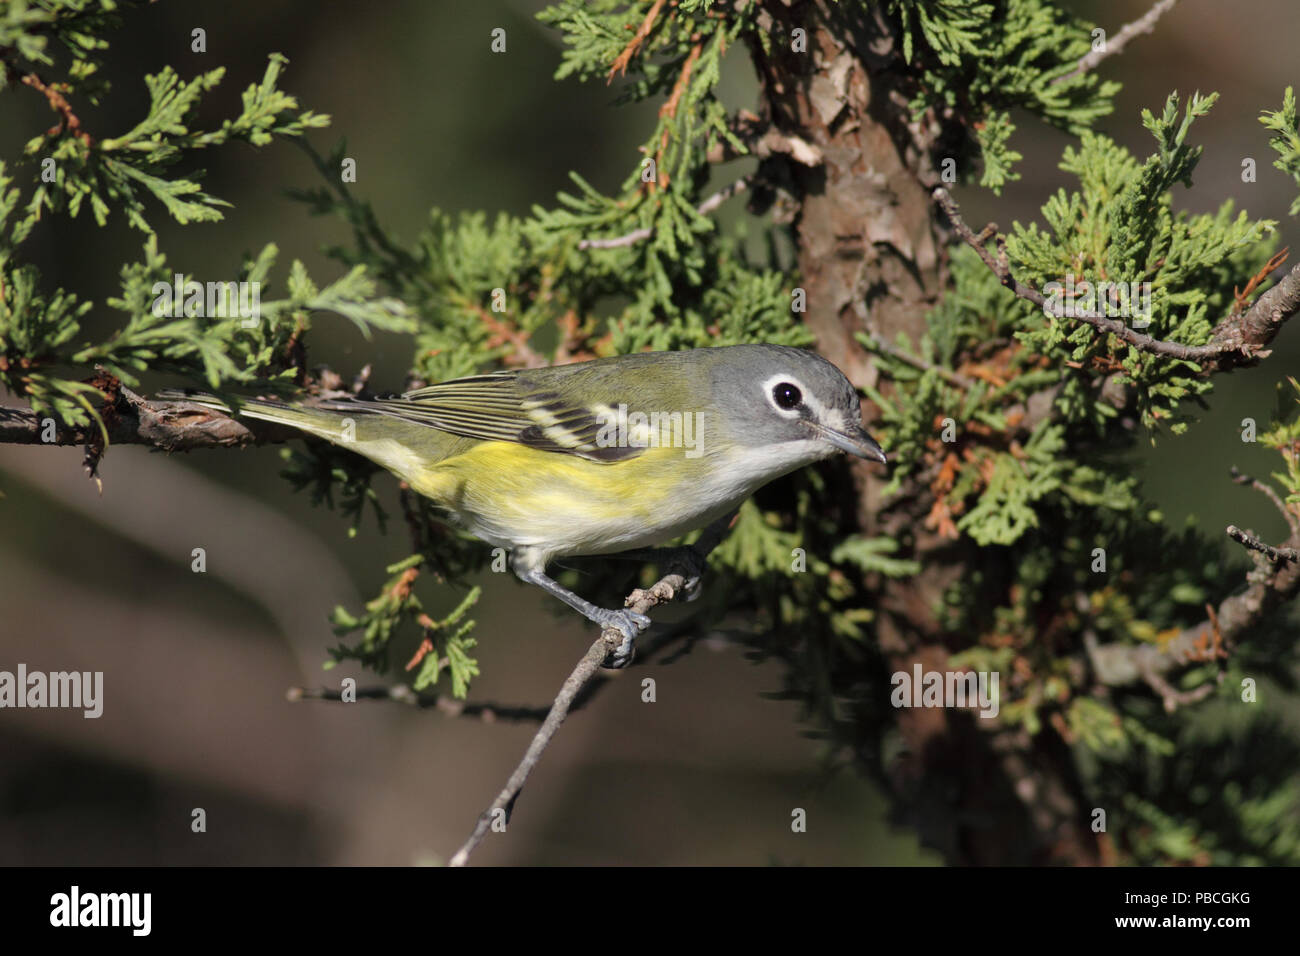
left=709, top=345, right=887, bottom=467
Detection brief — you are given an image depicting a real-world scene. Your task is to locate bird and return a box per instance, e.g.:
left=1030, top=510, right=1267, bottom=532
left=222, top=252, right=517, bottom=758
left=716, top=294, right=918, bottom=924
left=166, top=344, right=887, bottom=666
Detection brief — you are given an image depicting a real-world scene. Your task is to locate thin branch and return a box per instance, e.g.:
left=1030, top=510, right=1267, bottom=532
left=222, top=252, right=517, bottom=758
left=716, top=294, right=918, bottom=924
left=447, top=639, right=607, bottom=868
left=933, top=187, right=1300, bottom=367
left=1090, top=536, right=1298, bottom=684
left=658, top=42, right=701, bottom=124
left=1231, top=466, right=1300, bottom=537
left=1227, top=525, right=1300, bottom=564
left=1233, top=247, right=1290, bottom=315
left=607, top=0, right=666, bottom=83
left=1052, top=0, right=1181, bottom=86
left=448, top=513, right=737, bottom=867
left=0, top=48, right=94, bottom=146
left=1210, top=256, right=1300, bottom=364
left=578, top=176, right=750, bottom=250
left=1087, top=480, right=1300, bottom=706
left=1137, top=661, right=1219, bottom=713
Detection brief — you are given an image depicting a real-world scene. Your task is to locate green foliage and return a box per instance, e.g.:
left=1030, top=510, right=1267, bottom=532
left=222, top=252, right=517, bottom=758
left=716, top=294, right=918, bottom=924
left=0, top=0, right=125, bottom=101
left=0, top=5, right=407, bottom=432
left=831, top=536, right=922, bottom=578
left=974, top=111, right=1022, bottom=192
left=0, top=214, right=411, bottom=431
left=855, top=85, right=1299, bottom=861
left=536, top=0, right=754, bottom=307
left=327, top=556, right=482, bottom=700
left=1261, top=86, right=1300, bottom=216
left=1010, top=94, right=1273, bottom=433
left=278, top=441, right=389, bottom=538
left=1259, top=377, right=1300, bottom=506
left=29, top=55, right=328, bottom=231
left=886, top=0, right=1121, bottom=192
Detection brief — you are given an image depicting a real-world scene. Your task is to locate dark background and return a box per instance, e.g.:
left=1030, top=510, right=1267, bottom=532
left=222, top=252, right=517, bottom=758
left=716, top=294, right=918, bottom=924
left=0, top=0, right=1296, bottom=864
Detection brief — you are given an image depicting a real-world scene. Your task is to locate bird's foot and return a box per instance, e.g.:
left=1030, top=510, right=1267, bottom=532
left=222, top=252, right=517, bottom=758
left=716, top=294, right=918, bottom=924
left=594, top=607, right=652, bottom=669
left=659, top=546, right=707, bottom=602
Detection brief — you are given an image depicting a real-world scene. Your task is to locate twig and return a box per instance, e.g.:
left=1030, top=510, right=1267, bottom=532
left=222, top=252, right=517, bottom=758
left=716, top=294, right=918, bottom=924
left=578, top=176, right=750, bottom=250
left=0, top=48, right=95, bottom=146
left=1052, top=0, right=1180, bottom=85
left=659, top=42, right=701, bottom=123
left=1087, top=461, right=1300, bottom=706
left=650, top=40, right=704, bottom=192
left=607, top=0, right=666, bottom=83
left=448, top=513, right=737, bottom=867
left=1136, top=661, right=1219, bottom=714
left=447, top=639, right=606, bottom=867
left=1233, top=247, right=1290, bottom=315
left=933, top=187, right=1300, bottom=367
left=1090, top=518, right=1300, bottom=702
left=1227, top=525, right=1300, bottom=564
left=1231, top=466, right=1300, bottom=537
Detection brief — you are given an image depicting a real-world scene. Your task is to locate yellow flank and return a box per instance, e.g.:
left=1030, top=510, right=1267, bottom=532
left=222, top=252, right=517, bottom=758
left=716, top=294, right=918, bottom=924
left=406, top=440, right=709, bottom=556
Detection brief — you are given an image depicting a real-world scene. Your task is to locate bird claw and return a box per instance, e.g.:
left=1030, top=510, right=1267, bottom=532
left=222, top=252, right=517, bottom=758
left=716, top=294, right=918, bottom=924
left=597, top=608, right=652, bottom=669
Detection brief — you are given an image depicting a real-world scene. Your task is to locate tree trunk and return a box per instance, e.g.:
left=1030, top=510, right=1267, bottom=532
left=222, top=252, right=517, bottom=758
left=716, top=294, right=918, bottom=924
left=750, top=0, right=1099, bottom=865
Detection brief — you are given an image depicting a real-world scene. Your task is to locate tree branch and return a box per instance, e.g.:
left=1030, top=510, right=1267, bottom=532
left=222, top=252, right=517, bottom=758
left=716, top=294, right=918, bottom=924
left=1088, top=508, right=1300, bottom=708
left=1052, top=0, right=1181, bottom=86
left=0, top=388, right=293, bottom=450
left=447, top=512, right=737, bottom=867
left=933, top=187, right=1300, bottom=368
left=1231, top=466, right=1300, bottom=538
left=1227, top=525, right=1300, bottom=564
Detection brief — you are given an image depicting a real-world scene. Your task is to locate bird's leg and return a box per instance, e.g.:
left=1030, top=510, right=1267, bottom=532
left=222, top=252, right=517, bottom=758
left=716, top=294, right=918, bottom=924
left=514, top=566, right=651, bottom=668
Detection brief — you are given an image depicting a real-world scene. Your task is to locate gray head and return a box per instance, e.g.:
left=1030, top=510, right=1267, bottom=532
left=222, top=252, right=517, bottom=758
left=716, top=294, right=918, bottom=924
left=707, top=344, right=887, bottom=465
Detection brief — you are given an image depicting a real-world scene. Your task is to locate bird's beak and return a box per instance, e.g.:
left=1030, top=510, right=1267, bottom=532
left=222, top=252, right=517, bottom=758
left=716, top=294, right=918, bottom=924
left=812, top=422, right=888, bottom=464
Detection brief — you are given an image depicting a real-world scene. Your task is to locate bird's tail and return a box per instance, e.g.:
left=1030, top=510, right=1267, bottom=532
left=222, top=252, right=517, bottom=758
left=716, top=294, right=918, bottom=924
left=157, top=388, right=461, bottom=495
left=157, top=389, right=361, bottom=445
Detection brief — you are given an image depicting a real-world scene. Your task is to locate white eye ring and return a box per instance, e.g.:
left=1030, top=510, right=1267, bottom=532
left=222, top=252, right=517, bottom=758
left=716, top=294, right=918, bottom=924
left=761, top=374, right=807, bottom=418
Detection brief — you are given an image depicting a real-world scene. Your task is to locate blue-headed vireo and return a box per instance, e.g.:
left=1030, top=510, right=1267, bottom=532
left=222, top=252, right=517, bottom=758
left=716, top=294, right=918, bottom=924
left=170, top=344, right=886, bottom=665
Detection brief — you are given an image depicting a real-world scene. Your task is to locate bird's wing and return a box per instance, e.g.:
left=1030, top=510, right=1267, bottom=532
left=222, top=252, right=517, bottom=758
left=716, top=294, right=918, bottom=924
left=331, top=370, right=642, bottom=462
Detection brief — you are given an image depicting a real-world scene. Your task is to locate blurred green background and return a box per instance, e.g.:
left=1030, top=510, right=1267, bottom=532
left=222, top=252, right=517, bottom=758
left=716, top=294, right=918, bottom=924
left=0, top=0, right=1297, bottom=864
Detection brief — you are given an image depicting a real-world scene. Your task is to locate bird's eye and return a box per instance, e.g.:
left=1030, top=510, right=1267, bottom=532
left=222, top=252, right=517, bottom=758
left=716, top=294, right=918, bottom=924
left=772, top=382, right=802, bottom=410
